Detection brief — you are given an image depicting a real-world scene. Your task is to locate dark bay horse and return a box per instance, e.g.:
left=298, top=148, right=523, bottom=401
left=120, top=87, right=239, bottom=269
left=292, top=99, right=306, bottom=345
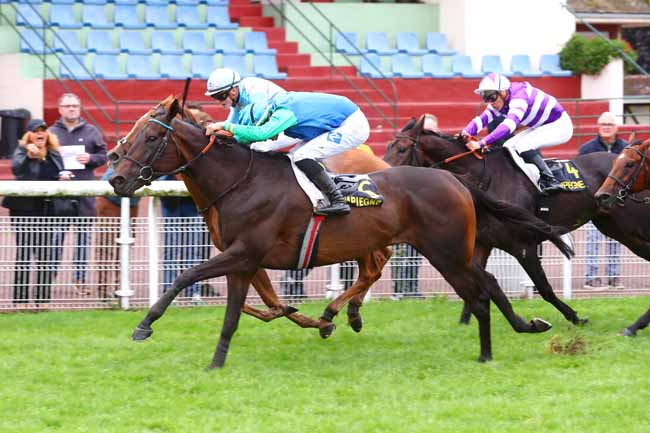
left=595, top=138, right=650, bottom=337
left=384, top=115, right=650, bottom=326
left=108, top=97, right=567, bottom=368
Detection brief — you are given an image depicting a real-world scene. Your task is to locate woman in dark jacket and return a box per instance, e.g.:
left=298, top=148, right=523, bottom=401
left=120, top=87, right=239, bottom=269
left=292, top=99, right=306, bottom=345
left=2, top=119, right=69, bottom=304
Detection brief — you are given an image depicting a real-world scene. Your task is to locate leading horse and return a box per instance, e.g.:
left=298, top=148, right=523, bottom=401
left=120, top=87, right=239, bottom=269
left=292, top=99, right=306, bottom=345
left=384, top=115, right=650, bottom=325
left=108, top=97, right=568, bottom=368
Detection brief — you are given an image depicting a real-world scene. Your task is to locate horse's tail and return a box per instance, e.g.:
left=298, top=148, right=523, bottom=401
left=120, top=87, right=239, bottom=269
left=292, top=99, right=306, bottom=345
left=454, top=175, right=575, bottom=259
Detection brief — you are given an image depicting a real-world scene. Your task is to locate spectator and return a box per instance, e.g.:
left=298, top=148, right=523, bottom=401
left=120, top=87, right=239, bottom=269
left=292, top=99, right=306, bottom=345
left=1, top=119, right=72, bottom=304
left=48, top=93, right=107, bottom=296
left=578, top=111, right=628, bottom=290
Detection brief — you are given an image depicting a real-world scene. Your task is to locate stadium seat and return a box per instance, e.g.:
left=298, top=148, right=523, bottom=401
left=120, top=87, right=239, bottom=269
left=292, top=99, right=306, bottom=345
left=396, top=32, right=426, bottom=55
left=421, top=54, right=453, bottom=78
left=205, top=0, right=229, bottom=5
left=539, top=54, right=572, bottom=77
left=152, top=31, right=183, bottom=55
left=49, top=4, right=82, bottom=29
left=182, top=31, right=213, bottom=55
left=510, top=54, right=543, bottom=77
left=82, top=4, right=113, bottom=29
left=244, top=32, right=276, bottom=55
left=206, top=6, right=238, bottom=29
left=114, top=5, right=145, bottom=29
left=83, top=0, right=109, bottom=5
left=50, top=0, right=75, bottom=4
left=19, top=29, right=50, bottom=54
left=59, top=54, right=92, bottom=80
left=425, top=32, right=456, bottom=56
left=481, top=55, right=511, bottom=75
left=253, top=55, right=287, bottom=80
left=16, top=4, right=45, bottom=27
left=451, top=54, right=482, bottom=78
left=213, top=32, right=245, bottom=55
left=87, top=30, right=119, bottom=54
left=127, top=55, right=159, bottom=79
left=335, top=31, right=364, bottom=55
left=114, top=0, right=138, bottom=4
left=145, top=5, right=175, bottom=29
left=94, top=54, right=126, bottom=79
left=177, top=5, right=208, bottom=29
left=119, top=32, right=151, bottom=55
left=191, top=54, right=215, bottom=78
left=177, top=0, right=202, bottom=5
left=365, top=32, right=397, bottom=55
left=160, top=54, right=188, bottom=79
left=53, top=30, right=86, bottom=54
left=359, top=53, right=387, bottom=78
left=143, top=0, right=168, bottom=5
left=222, top=54, right=250, bottom=77
left=391, top=53, right=424, bottom=78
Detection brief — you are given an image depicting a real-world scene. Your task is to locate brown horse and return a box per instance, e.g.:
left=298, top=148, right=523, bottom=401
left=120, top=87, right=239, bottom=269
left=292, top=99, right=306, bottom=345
left=595, top=138, right=650, bottom=337
left=108, top=96, right=570, bottom=368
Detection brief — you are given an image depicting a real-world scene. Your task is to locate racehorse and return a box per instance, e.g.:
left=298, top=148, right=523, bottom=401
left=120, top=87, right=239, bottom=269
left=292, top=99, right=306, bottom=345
left=108, top=96, right=569, bottom=368
left=595, top=138, right=650, bottom=337
left=384, top=115, right=650, bottom=326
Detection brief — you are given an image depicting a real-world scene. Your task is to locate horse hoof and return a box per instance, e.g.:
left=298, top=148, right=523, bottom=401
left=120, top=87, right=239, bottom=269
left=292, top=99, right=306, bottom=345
left=204, top=363, right=224, bottom=371
left=132, top=326, right=153, bottom=341
left=478, top=354, right=493, bottom=363
left=618, top=328, right=635, bottom=337
left=319, top=322, right=336, bottom=339
left=283, top=305, right=299, bottom=315
left=459, top=318, right=471, bottom=326
left=574, top=317, right=589, bottom=326
left=531, top=318, right=552, bottom=333
left=349, top=316, right=363, bottom=333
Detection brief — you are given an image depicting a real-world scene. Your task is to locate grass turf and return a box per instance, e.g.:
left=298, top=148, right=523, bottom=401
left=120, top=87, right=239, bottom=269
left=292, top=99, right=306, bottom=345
left=1, top=297, right=648, bottom=433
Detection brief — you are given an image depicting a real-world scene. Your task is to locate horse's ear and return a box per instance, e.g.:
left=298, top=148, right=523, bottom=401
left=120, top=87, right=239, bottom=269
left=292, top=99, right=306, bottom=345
left=167, top=98, right=180, bottom=121
left=401, top=117, right=417, bottom=132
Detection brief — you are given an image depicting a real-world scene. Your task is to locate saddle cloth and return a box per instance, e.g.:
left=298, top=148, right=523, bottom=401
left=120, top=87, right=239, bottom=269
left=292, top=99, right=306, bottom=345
left=504, top=147, right=587, bottom=192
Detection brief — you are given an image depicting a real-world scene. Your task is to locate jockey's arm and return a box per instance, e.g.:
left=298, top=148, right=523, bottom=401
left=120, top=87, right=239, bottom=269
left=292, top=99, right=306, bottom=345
left=223, top=108, right=298, bottom=144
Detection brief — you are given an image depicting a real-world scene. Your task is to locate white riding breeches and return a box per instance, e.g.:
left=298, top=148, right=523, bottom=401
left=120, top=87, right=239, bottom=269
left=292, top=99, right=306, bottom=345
left=291, top=109, right=370, bottom=162
left=504, top=111, right=573, bottom=154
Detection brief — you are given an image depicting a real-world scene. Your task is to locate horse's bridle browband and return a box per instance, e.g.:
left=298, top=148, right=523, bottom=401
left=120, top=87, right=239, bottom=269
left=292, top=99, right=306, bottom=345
left=607, top=145, right=650, bottom=205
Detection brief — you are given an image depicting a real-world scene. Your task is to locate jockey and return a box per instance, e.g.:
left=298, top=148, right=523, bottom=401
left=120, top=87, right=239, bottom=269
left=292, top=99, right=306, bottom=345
left=205, top=92, right=371, bottom=216
left=462, top=73, right=573, bottom=193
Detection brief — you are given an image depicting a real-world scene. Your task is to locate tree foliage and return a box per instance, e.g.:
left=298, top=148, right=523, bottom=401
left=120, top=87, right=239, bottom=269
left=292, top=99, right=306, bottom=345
left=559, top=34, right=638, bottom=75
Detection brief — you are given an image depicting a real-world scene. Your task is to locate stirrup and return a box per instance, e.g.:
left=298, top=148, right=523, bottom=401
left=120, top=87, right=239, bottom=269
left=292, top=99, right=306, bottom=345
left=314, top=199, right=351, bottom=216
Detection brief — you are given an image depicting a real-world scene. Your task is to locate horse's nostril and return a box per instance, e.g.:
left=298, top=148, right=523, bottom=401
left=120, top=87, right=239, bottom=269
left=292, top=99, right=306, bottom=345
left=109, top=175, right=125, bottom=188
left=108, top=152, right=120, bottom=163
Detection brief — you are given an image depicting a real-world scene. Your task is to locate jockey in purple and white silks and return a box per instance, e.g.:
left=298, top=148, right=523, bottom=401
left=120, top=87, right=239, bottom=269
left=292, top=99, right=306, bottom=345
left=462, top=73, right=573, bottom=193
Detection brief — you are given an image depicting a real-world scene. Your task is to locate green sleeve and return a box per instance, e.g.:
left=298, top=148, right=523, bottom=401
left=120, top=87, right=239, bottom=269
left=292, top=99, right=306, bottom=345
left=223, top=108, right=298, bottom=144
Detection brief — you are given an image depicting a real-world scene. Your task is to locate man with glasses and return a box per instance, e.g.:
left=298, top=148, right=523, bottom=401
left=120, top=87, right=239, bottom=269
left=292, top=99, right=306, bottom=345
left=461, top=73, right=572, bottom=193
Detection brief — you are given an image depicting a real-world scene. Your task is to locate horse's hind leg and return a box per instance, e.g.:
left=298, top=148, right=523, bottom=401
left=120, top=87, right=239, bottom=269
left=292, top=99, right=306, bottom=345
left=620, top=308, right=650, bottom=337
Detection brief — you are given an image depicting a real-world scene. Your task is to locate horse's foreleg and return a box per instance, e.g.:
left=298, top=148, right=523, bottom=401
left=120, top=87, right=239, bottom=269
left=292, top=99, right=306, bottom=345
left=460, top=245, right=492, bottom=325
left=620, top=308, right=650, bottom=337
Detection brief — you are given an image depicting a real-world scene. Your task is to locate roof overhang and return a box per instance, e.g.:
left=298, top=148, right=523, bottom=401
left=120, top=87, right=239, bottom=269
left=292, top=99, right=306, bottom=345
left=575, top=13, right=650, bottom=26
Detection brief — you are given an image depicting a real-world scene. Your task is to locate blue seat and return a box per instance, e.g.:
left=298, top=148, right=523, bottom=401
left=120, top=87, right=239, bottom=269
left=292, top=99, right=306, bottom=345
left=359, top=53, right=387, bottom=78
left=143, top=0, right=168, bottom=4
left=145, top=5, right=175, bottom=29
left=425, top=32, right=456, bottom=56
left=127, top=55, right=159, bottom=79
left=391, top=53, right=423, bottom=78
left=83, top=0, right=109, bottom=5
left=151, top=31, right=183, bottom=54
left=253, top=55, right=287, bottom=80
left=16, top=4, right=45, bottom=27
left=177, top=0, right=202, bottom=5
left=82, top=5, right=112, bottom=29
left=213, top=31, right=245, bottom=55
left=87, top=30, right=119, bottom=54
left=94, top=54, right=126, bottom=79
left=206, top=6, right=238, bottom=29
left=335, top=31, right=364, bottom=55
left=177, top=5, right=208, bottom=29
left=114, top=5, right=145, bottom=29
left=119, top=32, right=151, bottom=55
left=50, top=0, right=75, bottom=4
left=481, top=55, right=511, bottom=75
left=222, top=54, right=249, bottom=77
left=365, top=32, right=396, bottom=55
left=19, top=29, right=50, bottom=54
left=421, top=54, right=453, bottom=78
left=205, top=0, right=229, bottom=5
left=160, top=54, right=188, bottom=79
left=59, top=54, right=92, bottom=80
left=49, top=5, right=82, bottom=29
left=510, top=54, right=543, bottom=77
left=114, top=0, right=139, bottom=5
left=244, top=32, right=275, bottom=55
left=53, top=31, right=86, bottom=54
left=396, top=32, right=426, bottom=55
left=182, top=31, right=212, bottom=55
left=451, top=55, right=482, bottom=78
left=540, top=54, right=572, bottom=77
left=191, top=54, right=215, bottom=78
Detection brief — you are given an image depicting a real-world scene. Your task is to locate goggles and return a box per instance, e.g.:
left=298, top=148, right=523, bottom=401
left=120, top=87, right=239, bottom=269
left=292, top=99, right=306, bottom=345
left=481, top=92, right=499, bottom=103
left=211, top=90, right=230, bottom=101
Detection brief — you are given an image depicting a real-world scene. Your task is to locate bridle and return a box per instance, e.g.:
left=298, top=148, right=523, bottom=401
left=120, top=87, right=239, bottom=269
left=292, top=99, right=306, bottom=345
left=606, top=145, right=650, bottom=205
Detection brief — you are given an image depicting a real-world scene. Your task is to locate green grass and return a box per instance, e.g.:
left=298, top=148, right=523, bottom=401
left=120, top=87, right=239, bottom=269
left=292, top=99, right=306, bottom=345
left=1, top=297, right=649, bottom=433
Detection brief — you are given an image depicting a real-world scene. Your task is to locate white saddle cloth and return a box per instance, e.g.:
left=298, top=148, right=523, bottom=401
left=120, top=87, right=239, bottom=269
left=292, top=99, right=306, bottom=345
left=286, top=153, right=324, bottom=208
left=503, top=145, right=541, bottom=192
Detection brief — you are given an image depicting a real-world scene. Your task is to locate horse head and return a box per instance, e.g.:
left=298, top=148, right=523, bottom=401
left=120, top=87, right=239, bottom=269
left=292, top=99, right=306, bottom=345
left=595, top=138, right=650, bottom=209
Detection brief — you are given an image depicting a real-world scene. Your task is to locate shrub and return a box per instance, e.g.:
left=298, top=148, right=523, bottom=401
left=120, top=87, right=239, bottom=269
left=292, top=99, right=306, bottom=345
left=559, top=34, right=639, bottom=75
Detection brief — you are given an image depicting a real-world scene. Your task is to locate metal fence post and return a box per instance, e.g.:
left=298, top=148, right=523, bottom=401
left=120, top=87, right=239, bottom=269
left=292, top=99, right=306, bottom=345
left=326, top=264, right=343, bottom=299
left=562, top=234, right=573, bottom=299
left=147, top=197, right=159, bottom=306
left=115, top=197, right=134, bottom=309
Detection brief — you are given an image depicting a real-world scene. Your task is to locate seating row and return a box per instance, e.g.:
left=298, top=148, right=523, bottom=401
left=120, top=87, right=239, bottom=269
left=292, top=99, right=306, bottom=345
left=359, top=53, right=572, bottom=79
left=13, top=0, right=229, bottom=5
left=58, top=53, right=287, bottom=80
left=20, top=29, right=275, bottom=55
left=15, top=3, right=237, bottom=29
left=336, top=31, right=456, bottom=56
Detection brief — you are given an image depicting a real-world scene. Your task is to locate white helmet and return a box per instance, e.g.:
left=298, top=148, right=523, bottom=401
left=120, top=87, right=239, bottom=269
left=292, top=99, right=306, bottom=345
left=205, top=68, right=242, bottom=96
left=474, top=73, right=510, bottom=95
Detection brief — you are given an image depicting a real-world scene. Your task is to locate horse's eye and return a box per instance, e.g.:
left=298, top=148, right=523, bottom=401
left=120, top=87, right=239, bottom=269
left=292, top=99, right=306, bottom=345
left=147, top=135, right=158, bottom=142
left=625, top=162, right=635, bottom=168
left=397, top=147, right=407, bottom=154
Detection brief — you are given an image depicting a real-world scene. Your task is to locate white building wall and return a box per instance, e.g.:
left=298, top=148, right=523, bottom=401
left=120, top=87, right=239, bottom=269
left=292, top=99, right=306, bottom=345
left=0, top=54, right=43, bottom=118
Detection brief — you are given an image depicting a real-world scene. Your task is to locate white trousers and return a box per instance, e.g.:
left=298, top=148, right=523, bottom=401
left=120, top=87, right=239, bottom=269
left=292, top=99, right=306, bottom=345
left=504, top=111, right=573, bottom=154
left=292, top=109, right=370, bottom=162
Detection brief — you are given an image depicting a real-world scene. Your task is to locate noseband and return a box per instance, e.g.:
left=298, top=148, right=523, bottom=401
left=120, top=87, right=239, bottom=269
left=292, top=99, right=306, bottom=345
left=607, top=146, right=650, bottom=204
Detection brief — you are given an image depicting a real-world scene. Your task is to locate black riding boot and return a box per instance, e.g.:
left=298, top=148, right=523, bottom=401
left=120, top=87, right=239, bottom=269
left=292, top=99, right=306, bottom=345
left=296, top=159, right=351, bottom=216
left=520, top=150, right=563, bottom=194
